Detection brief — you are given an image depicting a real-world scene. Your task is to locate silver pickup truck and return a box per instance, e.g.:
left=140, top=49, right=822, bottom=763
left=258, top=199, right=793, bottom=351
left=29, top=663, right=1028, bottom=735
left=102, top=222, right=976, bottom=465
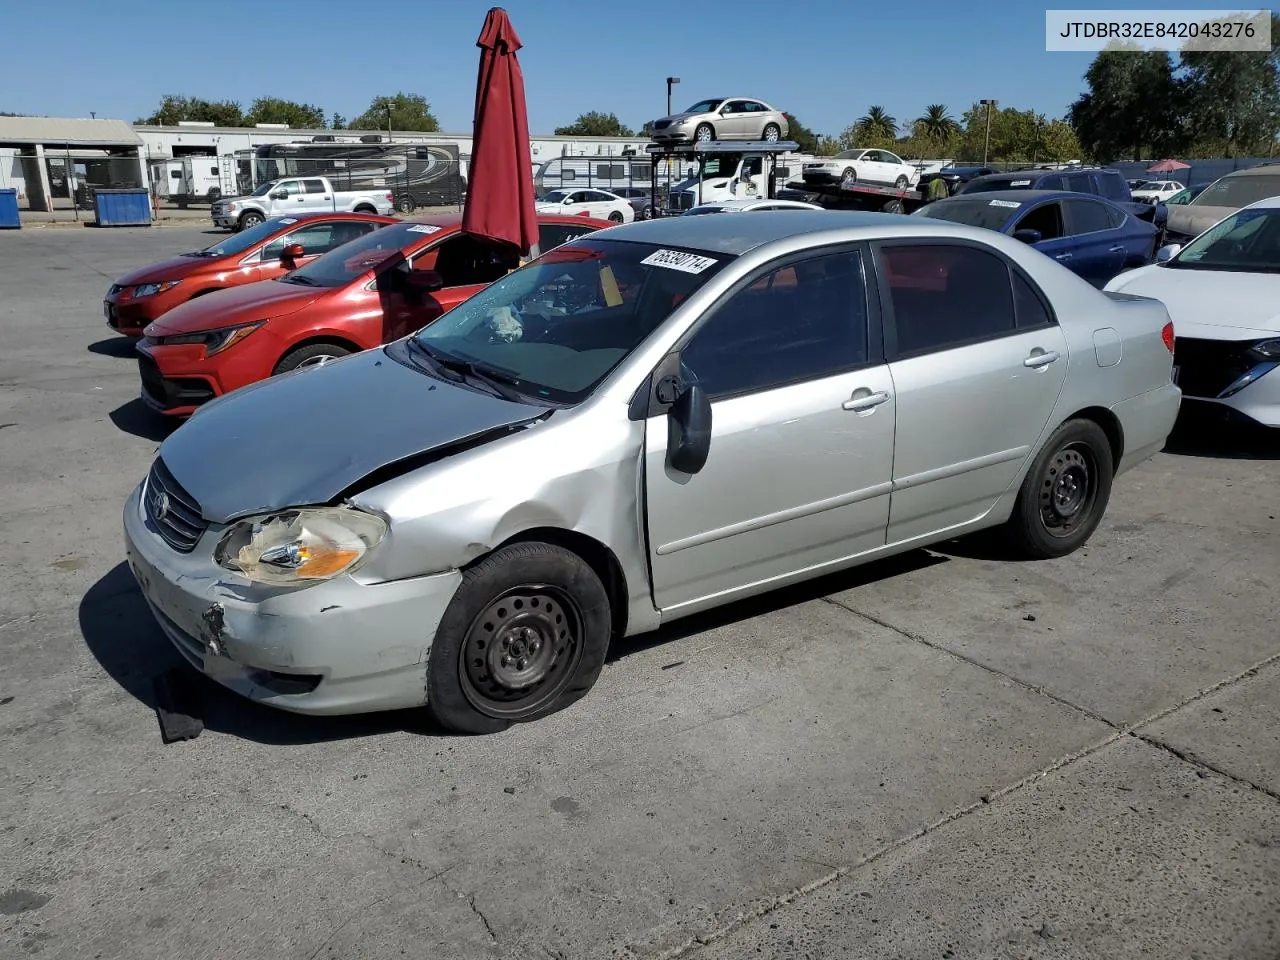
left=212, top=176, right=396, bottom=231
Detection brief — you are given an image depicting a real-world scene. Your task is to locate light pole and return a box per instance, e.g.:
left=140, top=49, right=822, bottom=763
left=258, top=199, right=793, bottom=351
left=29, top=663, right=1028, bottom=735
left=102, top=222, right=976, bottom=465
left=666, top=77, right=680, bottom=117
left=980, top=99, right=995, bottom=166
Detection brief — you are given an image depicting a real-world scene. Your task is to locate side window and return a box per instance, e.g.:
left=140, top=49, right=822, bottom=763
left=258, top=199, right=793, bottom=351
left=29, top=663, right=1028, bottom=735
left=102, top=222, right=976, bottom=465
left=262, top=220, right=377, bottom=259
left=1065, top=198, right=1113, bottom=235
left=302, top=179, right=327, bottom=194
left=1099, top=172, right=1129, bottom=202
left=681, top=250, right=870, bottom=400
left=880, top=243, right=1017, bottom=357
left=882, top=152, right=903, bottom=166
left=1012, top=271, right=1054, bottom=329
left=1064, top=172, right=1094, bottom=193
left=1037, top=174, right=1065, bottom=190
left=277, top=181, right=302, bottom=196
left=538, top=223, right=596, bottom=250
left=1013, top=202, right=1065, bottom=240
left=1103, top=204, right=1125, bottom=228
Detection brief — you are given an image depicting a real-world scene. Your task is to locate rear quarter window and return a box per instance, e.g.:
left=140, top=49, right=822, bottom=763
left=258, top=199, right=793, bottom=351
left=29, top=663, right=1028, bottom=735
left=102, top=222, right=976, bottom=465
left=1097, top=172, right=1130, bottom=202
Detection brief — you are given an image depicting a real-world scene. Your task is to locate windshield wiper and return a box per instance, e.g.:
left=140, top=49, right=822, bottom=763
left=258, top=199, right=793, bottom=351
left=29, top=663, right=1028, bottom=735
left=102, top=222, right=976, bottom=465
left=410, top=341, right=526, bottom=402
left=279, top=274, right=319, bottom=285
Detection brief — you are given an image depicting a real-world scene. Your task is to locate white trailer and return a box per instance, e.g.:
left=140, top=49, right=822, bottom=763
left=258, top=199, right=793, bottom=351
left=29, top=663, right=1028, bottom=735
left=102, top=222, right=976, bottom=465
left=150, top=156, right=224, bottom=206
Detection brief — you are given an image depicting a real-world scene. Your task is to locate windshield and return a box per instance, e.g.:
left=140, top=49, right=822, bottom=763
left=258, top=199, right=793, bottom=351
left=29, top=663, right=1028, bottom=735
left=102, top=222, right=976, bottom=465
left=1191, top=175, right=1280, bottom=209
left=912, top=197, right=1020, bottom=230
left=684, top=98, right=725, bottom=115
left=1136, top=181, right=1162, bottom=190
left=682, top=206, right=726, bottom=215
left=958, top=178, right=1027, bottom=193
left=250, top=181, right=276, bottom=197
left=542, top=190, right=569, bottom=203
left=1169, top=208, right=1280, bottom=273
left=196, top=218, right=290, bottom=257
left=282, top=221, right=415, bottom=287
left=410, top=238, right=732, bottom=404
left=834, top=150, right=865, bottom=160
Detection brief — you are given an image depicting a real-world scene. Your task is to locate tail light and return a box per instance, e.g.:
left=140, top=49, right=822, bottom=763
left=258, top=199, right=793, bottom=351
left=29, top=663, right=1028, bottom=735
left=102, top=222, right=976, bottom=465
left=385, top=192, right=393, bottom=201
left=1162, top=321, right=1175, bottom=353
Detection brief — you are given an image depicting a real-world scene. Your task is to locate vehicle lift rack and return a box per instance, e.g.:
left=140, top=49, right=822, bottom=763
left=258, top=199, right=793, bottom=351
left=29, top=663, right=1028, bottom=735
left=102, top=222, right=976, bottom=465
left=646, top=140, right=800, bottom=215
left=788, top=177, right=931, bottom=214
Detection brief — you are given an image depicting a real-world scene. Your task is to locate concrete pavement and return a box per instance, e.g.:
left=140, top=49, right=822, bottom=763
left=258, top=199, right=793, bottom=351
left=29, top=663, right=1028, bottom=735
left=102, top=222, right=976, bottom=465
left=1, top=227, right=1277, bottom=960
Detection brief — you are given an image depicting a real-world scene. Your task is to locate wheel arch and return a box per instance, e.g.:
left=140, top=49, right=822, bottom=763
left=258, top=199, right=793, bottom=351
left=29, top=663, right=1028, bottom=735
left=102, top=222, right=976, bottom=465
left=353, top=204, right=377, bottom=214
left=488, top=527, right=630, bottom=639
left=275, top=333, right=365, bottom=368
left=1062, top=405, right=1124, bottom=474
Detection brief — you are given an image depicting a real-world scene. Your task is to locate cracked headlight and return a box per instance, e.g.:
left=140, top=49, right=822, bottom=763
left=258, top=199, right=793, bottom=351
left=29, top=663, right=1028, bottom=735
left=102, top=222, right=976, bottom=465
left=215, top=506, right=387, bottom=585
left=134, top=280, right=182, bottom=298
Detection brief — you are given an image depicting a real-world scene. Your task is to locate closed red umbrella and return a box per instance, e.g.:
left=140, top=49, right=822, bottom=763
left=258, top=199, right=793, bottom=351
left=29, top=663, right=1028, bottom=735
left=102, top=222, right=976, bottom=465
left=461, top=7, right=537, bottom=257
left=1147, top=158, right=1190, bottom=173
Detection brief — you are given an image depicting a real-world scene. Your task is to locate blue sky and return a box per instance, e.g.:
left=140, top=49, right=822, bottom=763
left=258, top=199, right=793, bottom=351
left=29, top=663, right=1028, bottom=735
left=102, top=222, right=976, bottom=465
left=0, top=0, right=1226, bottom=136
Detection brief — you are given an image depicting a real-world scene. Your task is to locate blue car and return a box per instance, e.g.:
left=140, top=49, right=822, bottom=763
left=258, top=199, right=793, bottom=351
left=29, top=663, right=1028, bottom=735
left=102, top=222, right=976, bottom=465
left=912, top=189, right=1159, bottom=287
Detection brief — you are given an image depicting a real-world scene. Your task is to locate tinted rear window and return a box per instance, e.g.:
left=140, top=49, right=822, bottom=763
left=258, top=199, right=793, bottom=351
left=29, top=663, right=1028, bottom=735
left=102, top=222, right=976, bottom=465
left=1192, top=174, right=1280, bottom=209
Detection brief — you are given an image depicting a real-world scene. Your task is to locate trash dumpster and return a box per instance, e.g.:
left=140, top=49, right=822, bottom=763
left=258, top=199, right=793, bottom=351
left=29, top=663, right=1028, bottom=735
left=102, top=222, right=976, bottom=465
left=93, top=188, right=152, bottom=227
left=0, top=189, right=19, bottom=229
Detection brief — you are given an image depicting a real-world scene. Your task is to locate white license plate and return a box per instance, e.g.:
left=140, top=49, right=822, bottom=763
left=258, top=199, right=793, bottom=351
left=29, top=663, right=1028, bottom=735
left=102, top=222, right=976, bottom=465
left=1171, top=364, right=1180, bottom=385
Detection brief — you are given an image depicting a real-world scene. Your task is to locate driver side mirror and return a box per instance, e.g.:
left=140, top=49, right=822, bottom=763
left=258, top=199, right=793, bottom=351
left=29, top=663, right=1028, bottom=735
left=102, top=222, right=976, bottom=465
left=1157, top=243, right=1182, bottom=262
left=405, top=268, right=445, bottom=293
left=280, top=242, right=305, bottom=263
left=667, top=382, right=712, bottom=474
left=271, top=191, right=287, bottom=200
left=1013, top=228, right=1042, bottom=244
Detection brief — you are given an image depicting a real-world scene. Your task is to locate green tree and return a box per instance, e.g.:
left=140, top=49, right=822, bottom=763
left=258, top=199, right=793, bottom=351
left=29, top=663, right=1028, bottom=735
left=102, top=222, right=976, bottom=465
left=244, top=97, right=326, bottom=128
left=351, top=93, right=440, bottom=132
left=1038, top=119, right=1084, bottom=162
left=554, top=111, right=634, bottom=137
left=782, top=113, right=822, bottom=154
left=138, top=95, right=244, bottom=127
left=1069, top=45, right=1186, bottom=161
left=914, top=104, right=960, bottom=141
left=330, top=112, right=347, bottom=129
left=1180, top=12, right=1280, bottom=155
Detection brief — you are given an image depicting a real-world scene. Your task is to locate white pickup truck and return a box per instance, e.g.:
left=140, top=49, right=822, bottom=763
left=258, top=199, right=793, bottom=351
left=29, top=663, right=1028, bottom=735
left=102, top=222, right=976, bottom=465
left=212, top=176, right=396, bottom=231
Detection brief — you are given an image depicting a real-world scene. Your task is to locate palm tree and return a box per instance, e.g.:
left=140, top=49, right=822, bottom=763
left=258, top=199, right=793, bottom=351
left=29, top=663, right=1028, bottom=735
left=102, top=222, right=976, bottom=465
left=856, top=106, right=898, bottom=141
left=915, top=104, right=959, bottom=141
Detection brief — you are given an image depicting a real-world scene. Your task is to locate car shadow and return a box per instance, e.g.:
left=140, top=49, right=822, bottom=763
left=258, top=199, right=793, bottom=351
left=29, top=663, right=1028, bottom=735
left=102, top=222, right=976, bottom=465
left=87, top=337, right=139, bottom=358
left=109, top=399, right=179, bottom=443
left=81, top=550, right=950, bottom=746
left=1163, top=408, right=1279, bottom=461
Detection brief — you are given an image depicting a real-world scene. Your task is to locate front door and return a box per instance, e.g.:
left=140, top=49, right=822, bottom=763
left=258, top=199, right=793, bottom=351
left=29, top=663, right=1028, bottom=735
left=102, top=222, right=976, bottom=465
left=253, top=219, right=382, bottom=281
left=643, top=246, right=896, bottom=615
left=874, top=240, right=1069, bottom=544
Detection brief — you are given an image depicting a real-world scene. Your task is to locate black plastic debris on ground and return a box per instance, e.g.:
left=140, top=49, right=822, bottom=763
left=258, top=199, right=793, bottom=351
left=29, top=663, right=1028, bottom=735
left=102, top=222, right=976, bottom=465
left=153, top=668, right=204, bottom=743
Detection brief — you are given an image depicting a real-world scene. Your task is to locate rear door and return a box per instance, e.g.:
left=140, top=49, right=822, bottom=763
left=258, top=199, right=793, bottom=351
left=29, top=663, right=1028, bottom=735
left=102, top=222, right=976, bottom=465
left=874, top=240, right=1069, bottom=543
left=1062, top=197, right=1125, bottom=286
left=299, top=178, right=334, bottom=212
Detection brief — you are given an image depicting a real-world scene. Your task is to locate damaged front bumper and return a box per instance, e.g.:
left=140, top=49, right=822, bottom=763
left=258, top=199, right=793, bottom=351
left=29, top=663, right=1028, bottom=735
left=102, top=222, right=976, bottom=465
left=122, top=482, right=464, bottom=715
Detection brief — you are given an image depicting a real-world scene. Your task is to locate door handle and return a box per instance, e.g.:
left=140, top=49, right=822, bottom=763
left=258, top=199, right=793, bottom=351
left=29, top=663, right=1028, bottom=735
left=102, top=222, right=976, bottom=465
left=842, top=390, right=890, bottom=412
left=1108, top=245, right=1125, bottom=252
left=1024, top=350, right=1060, bottom=368
left=1054, top=252, right=1072, bottom=260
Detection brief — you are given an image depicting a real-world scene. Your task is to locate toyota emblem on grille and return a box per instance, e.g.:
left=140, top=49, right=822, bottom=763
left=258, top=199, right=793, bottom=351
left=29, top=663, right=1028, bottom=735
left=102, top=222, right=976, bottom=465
left=152, top=490, right=171, bottom=522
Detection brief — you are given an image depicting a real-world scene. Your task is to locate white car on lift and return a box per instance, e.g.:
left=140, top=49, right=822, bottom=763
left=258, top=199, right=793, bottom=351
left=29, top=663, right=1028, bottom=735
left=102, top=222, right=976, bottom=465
left=534, top=188, right=635, bottom=224
left=681, top=198, right=825, bottom=215
left=802, top=149, right=921, bottom=189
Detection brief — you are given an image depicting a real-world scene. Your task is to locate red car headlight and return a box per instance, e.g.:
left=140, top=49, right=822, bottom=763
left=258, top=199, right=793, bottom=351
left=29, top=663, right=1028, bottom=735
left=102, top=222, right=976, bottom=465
left=152, top=320, right=266, bottom=356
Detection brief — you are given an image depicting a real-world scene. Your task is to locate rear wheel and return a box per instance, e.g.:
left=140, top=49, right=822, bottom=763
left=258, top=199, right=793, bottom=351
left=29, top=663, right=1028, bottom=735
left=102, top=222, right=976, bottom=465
left=273, top=342, right=353, bottom=375
left=762, top=122, right=781, bottom=142
left=882, top=199, right=906, bottom=214
left=694, top=123, right=715, bottom=143
left=426, top=542, right=612, bottom=735
left=608, top=210, right=625, bottom=223
left=354, top=204, right=376, bottom=215
left=237, top=211, right=264, bottom=231
left=1003, top=419, right=1114, bottom=559
left=396, top=196, right=416, bottom=214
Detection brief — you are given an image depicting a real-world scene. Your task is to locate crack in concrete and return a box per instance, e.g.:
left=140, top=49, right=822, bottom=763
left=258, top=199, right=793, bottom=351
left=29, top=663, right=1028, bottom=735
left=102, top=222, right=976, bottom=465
left=440, top=875, right=499, bottom=946
left=1130, top=731, right=1280, bottom=803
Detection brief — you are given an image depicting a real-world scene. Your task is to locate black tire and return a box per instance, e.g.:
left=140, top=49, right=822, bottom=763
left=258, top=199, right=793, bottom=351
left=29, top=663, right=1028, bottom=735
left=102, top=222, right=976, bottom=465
left=426, top=542, right=612, bottom=735
left=237, top=211, right=264, bottom=231
left=608, top=210, right=625, bottom=223
left=762, top=122, right=781, bottom=142
left=694, top=123, right=715, bottom=143
left=840, top=166, right=857, bottom=188
left=273, top=341, right=353, bottom=374
left=882, top=199, right=906, bottom=214
left=895, top=175, right=909, bottom=188
left=354, top=204, right=376, bottom=215
left=1003, top=419, right=1114, bottom=560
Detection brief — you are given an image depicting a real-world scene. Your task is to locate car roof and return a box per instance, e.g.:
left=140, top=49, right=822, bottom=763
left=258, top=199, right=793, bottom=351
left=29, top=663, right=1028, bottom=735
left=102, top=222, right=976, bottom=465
left=1242, top=195, right=1280, bottom=209
left=1223, top=164, right=1280, bottom=178
left=589, top=209, right=1007, bottom=256
left=936, top=188, right=1111, bottom=206
left=271, top=211, right=398, bottom=225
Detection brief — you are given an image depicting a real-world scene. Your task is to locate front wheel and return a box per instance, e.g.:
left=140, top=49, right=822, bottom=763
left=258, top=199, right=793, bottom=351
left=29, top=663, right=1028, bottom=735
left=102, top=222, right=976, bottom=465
left=1002, top=419, right=1114, bottom=559
left=694, top=123, right=715, bottom=143
left=426, top=542, right=612, bottom=735
left=237, top=211, right=264, bottom=231
left=840, top=167, right=857, bottom=188
left=273, top=342, right=353, bottom=374
left=895, top=175, right=909, bottom=188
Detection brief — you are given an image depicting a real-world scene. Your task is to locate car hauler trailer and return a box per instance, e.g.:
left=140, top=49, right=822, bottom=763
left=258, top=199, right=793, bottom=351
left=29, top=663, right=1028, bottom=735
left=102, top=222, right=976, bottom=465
left=647, top=140, right=805, bottom=215
left=790, top=177, right=932, bottom=214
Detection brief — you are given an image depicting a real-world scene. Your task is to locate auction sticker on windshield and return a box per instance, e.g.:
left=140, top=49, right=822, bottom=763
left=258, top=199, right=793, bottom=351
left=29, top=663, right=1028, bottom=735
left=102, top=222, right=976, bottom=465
left=1011, top=180, right=1032, bottom=186
left=407, top=224, right=443, bottom=234
left=279, top=218, right=298, bottom=224
left=641, top=249, right=718, bottom=273
left=990, top=199, right=1022, bottom=208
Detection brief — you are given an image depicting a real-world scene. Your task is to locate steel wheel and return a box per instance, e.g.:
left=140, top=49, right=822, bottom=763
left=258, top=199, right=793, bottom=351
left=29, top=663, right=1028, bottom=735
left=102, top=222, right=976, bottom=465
left=458, top=584, right=584, bottom=720
left=1038, top=443, right=1098, bottom=539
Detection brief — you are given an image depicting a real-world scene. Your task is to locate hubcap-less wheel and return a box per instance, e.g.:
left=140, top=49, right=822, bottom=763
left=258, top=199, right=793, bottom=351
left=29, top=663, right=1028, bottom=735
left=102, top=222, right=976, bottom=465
left=459, top=585, right=584, bottom=720
left=1038, top=444, right=1096, bottom=538
left=694, top=123, right=714, bottom=143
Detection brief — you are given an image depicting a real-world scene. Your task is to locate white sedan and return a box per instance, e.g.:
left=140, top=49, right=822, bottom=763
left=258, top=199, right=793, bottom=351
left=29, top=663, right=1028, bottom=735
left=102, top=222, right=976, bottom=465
left=1104, top=196, right=1280, bottom=427
left=802, top=149, right=920, bottom=189
left=535, top=189, right=634, bottom=224
left=681, top=198, right=825, bottom=215
left=1130, top=180, right=1185, bottom=204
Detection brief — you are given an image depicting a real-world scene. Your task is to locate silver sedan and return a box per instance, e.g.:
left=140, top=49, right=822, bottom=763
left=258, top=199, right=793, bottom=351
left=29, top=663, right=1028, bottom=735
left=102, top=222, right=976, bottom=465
left=650, top=97, right=790, bottom=144
left=123, top=212, right=1182, bottom=734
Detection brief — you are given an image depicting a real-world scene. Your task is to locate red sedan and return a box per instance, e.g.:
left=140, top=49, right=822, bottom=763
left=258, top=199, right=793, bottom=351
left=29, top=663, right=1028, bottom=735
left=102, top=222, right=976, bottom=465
left=104, top=212, right=398, bottom=336
left=136, top=214, right=610, bottom=417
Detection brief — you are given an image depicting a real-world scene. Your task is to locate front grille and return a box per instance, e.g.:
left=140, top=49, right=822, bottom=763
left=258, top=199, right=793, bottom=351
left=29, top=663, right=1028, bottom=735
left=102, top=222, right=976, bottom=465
left=1173, top=337, right=1258, bottom=398
left=137, top=352, right=215, bottom=411
left=654, top=120, right=671, bottom=130
left=144, top=458, right=208, bottom=553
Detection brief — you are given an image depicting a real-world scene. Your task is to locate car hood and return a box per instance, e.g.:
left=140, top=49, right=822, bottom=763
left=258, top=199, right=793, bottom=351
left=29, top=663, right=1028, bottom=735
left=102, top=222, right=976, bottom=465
left=1167, top=203, right=1234, bottom=238
left=115, top=253, right=214, bottom=286
left=146, top=278, right=326, bottom=335
left=657, top=112, right=699, bottom=124
left=156, top=345, right=554, bottom=523
left=1105, top=263, right=1280, bottom=337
